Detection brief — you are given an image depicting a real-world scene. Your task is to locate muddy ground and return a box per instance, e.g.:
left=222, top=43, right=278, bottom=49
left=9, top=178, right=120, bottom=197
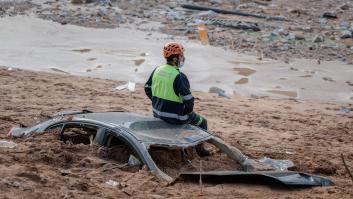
left=1, top=67, right=353, bottom=198
left=1, top=0, right=353, bottom=63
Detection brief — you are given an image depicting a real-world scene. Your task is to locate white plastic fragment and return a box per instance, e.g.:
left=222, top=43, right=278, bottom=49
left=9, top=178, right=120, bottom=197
left=127, top=81, right=135, bottom=92
left=0, top=140, right=17, bottom=148
left=114, top=81, right=135, bottom=92
left=259, top=157, right=294, bottom=171
left=105, top=180, right=119, bottom=187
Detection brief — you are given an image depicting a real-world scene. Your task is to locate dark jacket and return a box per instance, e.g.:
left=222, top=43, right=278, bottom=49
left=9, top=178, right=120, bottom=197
left=144, top=66, right=194, bottom=124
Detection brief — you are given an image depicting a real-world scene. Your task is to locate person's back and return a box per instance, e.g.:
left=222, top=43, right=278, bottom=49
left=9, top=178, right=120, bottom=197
left=144, top=42, right=209, bottom=156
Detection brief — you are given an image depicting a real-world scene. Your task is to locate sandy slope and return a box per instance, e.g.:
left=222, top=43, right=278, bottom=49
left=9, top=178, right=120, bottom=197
left=0, top=67, right=353, bottom=198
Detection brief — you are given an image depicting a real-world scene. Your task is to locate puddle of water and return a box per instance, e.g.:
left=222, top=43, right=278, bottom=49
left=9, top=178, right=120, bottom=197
left=235, top=78, right=249, bottom=84
left=134, top=59, right=145, bottom=66
left=300, top=75, right=312, bottom=78
left=233, top=68, right=256, bottom=76
left=72, top=49, right=91, bottom=53
left=267, top=90, right=298, bottom=98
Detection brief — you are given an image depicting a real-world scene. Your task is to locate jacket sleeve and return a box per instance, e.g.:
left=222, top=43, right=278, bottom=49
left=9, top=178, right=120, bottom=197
left=174, top=72, right=194, bottom=114
left=144, top=69, right=156, bottom=101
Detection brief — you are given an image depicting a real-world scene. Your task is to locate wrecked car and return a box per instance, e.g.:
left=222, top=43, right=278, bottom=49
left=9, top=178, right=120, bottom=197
left=8, top=111, right=334, bottom=186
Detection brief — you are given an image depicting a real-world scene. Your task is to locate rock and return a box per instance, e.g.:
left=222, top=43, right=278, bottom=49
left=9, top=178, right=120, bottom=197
left=71, top=0, right=84, bottom=4
left=195, top=10, right=218, bottom=18
left=210, top=0, right=223, bottom=4
left=209, top=87, right=231, bottom=99
left=339, top=4, right=349, bottom=10
left=322, top=12, right=337, bottom=19
left=271, top=30, right=280, bottom=37
left=289, top=8, right=302, bottom=14
left=211, top=0, right=240, bottom=4
left=166, top=10, right=185, bottom=20
left=319, top=18, right=328, bottom=26
left=312, top=35, right=324, bottom=43
left=292, top=32, right=305, bottom=40
left=272, top=28, right=289, bottom=37
left=323, top=77, right=335, bottom=82
left=287, top=33, right=296, bottom=40
left=340, top=21, right=350, bottom=29
left=340, top=30, right=352, bottom=39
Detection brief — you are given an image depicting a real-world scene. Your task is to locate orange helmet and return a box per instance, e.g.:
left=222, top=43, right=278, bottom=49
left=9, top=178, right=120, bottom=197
left=163, top=42, right=185, bottom=58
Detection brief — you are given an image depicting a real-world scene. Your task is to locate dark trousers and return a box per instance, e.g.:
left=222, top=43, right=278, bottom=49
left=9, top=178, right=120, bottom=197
left=187, top=112, right=208, bottom=131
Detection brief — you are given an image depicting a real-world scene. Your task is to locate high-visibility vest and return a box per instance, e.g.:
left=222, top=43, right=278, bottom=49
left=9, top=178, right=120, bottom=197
left=152, top=64, right=183, bottom=103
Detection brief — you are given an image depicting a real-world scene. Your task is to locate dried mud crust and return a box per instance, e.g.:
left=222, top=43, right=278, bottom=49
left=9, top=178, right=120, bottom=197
left=1, top=67, right=353, bottom=198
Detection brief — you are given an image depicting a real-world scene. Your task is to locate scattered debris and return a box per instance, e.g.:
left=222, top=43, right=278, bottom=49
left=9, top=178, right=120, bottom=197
left=105, top=180, right=120, bottom=188
left=209, top=87, right=231, bottom=99
left=340, top=30, right=352, bottom=39
left=0, top=140, right=17, bottom=148
left=340, top=107, right=352, bottom=113
left=134, top=59, right=145, bottom=66
left=259, top=157, right=294, bottom=171
left=190, top=17, right=261, bottom=31
left=322, top=12, right=337, bottom=19
left=198, top=24, right=209, bottom=45
left=322, top=77, right=335, bottom=82
left=128, top=155, right=141, bottom=166
left=312, top=35, right=324, bottom=43
left=182, top=4, right=287, bottom=21
left=115, top=81, right=136, bottom=92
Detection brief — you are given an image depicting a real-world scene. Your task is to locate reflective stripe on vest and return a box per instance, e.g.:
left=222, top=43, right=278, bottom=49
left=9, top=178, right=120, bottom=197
left=153, top=108, right=189, bottom=121
left=152, top=64, right=183, bottom=103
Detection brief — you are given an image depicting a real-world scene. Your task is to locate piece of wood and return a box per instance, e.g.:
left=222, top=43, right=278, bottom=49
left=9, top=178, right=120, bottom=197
left=252, top=0, right=270, bottom=6
left=341, top=153, right=353, bottom=184
left=199, top=160, right=203, bottom=197
left=182, top=4, right=287, bottom=21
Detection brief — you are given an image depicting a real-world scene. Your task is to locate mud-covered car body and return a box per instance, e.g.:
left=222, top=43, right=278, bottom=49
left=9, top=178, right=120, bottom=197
left=8, top=111, right=334, bottom=186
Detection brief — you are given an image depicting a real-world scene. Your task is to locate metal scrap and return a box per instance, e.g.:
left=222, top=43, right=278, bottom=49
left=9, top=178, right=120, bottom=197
left=182, top=4, right=287, bottom=21
left=192, top=17, right=261, bottom=31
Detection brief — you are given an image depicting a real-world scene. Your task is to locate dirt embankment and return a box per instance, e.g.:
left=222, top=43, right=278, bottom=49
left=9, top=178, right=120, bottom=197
left=1, top=67, right=353, bottom=198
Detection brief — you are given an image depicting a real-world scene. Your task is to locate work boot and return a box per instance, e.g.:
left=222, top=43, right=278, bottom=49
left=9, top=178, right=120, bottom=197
left=196, top=143, right=210, bottom=157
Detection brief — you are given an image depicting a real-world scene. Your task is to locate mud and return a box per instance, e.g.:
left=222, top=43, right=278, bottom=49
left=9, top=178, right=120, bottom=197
left=235, top=77, right=249, bottom=85
left=267, top=90, right=298, bottom=98
left=0, top=16, right=353, bottom=102
left=1, top=67, right=353, bottom=198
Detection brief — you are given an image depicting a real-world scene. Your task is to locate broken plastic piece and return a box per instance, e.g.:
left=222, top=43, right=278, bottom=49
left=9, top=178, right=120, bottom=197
left=105, top=180, right=119, bottom=187
left=128, top=155, right=141, bottom=166
left=0, top=140, right=17, bottom=148
left=115, top=81, right=135, bottom=92
left=180, top=171, right=335, bottom=186
left=259, top=157, right=294, bottom=171
left=197, top=24, right=209, bottom=45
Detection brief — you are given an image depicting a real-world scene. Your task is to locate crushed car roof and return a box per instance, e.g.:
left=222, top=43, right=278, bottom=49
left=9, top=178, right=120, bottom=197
left=10, top=111, right=213, bottom=148
left=77, top=112, right=213, bottom=147
left=8, top=111, right=335, bottom=186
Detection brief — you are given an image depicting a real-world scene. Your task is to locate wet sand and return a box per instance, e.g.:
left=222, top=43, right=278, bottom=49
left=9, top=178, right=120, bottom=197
left=0, top=16, right=352, bottom=102
left=1, top=67, right=353, bottom=198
